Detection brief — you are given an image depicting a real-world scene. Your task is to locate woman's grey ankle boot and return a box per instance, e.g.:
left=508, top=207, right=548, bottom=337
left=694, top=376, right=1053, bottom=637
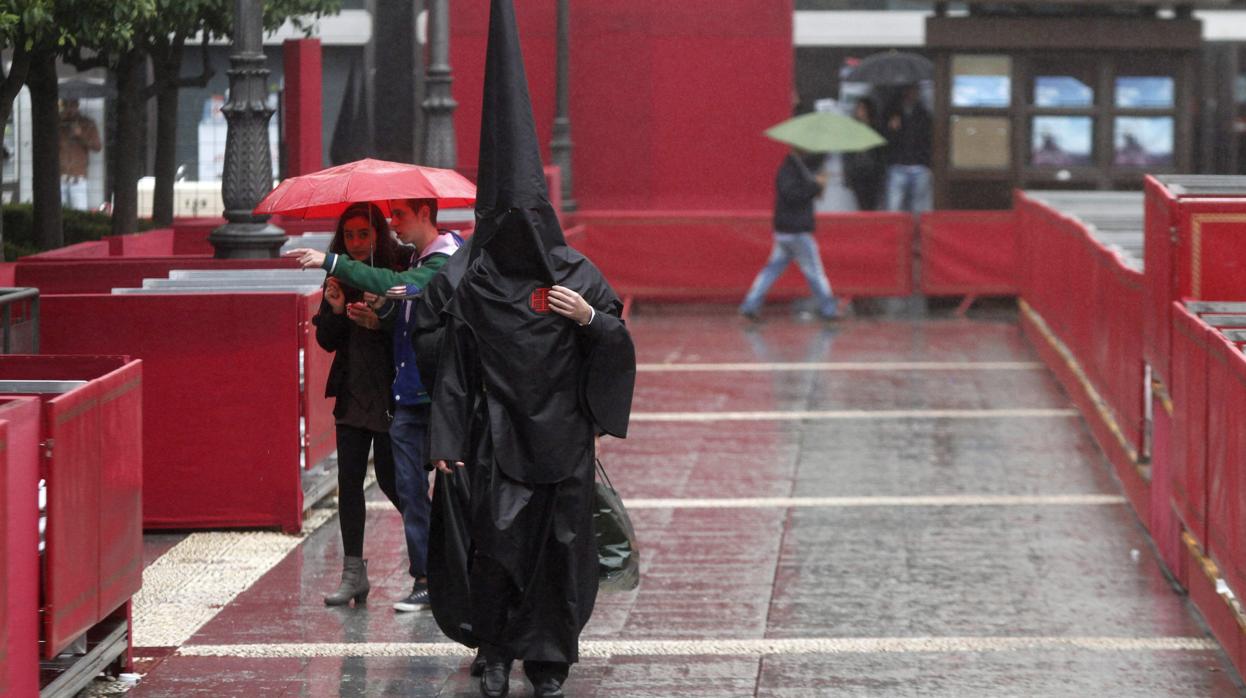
left=324, top=556, right=370, bottom=606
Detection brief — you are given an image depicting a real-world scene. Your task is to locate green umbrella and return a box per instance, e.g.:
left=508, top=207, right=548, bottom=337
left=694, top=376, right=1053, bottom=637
left=764, top=111, right=886, bottom=154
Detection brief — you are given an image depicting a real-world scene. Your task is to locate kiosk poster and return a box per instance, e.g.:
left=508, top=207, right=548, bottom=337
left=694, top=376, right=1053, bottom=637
left=1031, top=116, right=1093, bottom=167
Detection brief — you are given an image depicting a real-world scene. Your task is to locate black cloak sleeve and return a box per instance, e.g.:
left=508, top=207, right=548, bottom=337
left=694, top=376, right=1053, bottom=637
left=429, top=316, right=480, bottom=463
left=577, top=306, right=636, bottom=439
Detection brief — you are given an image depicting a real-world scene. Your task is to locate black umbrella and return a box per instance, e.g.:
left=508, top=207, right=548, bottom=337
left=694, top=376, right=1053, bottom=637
left=845, top=51, right=933, bottom=86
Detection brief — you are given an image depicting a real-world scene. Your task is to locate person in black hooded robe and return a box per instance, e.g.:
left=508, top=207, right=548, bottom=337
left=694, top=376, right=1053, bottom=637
left=426, top=2, right=636, bottom=697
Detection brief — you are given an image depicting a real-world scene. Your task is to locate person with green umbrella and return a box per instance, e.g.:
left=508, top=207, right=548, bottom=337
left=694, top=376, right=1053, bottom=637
left=738, top=146, right=839, bottom=322
left=740, top=110, right=882, bottom=321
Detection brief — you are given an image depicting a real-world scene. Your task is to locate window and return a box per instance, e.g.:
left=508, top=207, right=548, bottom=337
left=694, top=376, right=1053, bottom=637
left=952, top=55, right=1012, bottom=108
left=1031, top=116, right=1094, bottom=167
left=951, top=116, right=1010, bottom=169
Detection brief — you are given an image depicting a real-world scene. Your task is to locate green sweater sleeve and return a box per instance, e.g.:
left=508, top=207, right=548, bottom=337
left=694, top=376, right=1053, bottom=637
left=324, top=252, right=449, bottom=295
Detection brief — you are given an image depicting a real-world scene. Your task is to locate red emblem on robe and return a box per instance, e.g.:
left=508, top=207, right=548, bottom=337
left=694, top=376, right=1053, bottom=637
left=530, top=287, right=551, bottom=313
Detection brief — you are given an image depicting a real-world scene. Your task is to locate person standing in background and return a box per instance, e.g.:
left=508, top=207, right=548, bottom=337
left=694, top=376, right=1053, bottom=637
left=59, top=99, right=101, bottom=210
left=844, top=98, right=888, bottom=212
left=883, top=85, right=933, bottom=214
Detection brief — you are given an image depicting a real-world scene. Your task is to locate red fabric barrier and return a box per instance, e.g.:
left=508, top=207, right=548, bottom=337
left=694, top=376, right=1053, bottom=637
left=1204, top=331, right=1246, bottom=596
left=39, top=296, right=309, bottom=532
left=1170, top=304, right=1211, bottom=544
left=919, top=211, right=1018, bottom=295
left=572, top=210, right=912, bottom=301
left=0, top=357, right=142, bottom=658
left=1016, top=192, right=1147, bottom=513
left=0, top=397, right=39, bottom=696
left=1143, top=177, right=1179, bottom=387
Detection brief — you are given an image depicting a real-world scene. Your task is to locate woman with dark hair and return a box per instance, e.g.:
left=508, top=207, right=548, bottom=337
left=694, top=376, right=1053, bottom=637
left=313, top=201, right=406, bottom=606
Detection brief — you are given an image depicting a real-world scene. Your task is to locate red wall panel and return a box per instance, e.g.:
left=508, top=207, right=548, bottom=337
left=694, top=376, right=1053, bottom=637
left=450, top=0, right=794, bottom=211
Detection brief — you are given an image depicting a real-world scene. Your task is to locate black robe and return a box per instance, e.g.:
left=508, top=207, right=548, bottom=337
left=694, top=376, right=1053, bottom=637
left=423, top=0, right=635, bottom=668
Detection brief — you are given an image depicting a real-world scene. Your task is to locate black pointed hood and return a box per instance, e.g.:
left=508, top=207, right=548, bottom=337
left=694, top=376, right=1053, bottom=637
left=471, top=0, right=565, bottom=283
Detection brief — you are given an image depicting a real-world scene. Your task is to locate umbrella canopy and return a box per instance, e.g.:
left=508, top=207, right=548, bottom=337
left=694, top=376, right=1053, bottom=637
left=845, top=51, right=933, bottom=86
left=764, top=111, right=886, bottom=154
left=253, top=158, right=477, bottom=219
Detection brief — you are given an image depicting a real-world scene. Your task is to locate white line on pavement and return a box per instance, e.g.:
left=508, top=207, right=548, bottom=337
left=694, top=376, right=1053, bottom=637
left=366, top=494, right=1126, bottom=512
left=638, top=362, right=1044, bottom=372
left=631, top=408, right=1079, bottom=422
left=178, top=636, right=1216, bottom=658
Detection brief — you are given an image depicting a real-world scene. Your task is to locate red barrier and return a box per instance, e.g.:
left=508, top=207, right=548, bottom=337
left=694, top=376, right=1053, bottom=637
left=1205, top=329, right=1246, bottom=597
left=14, top=258, right=303, bottom=295
left=38, top=295, right=325, bottom=532
left=919, top=211, right=1018, bottom=295
left=572, top=210, right=912, bottom=301
left=0, top=397, right=40, bottom=696
left=1016, top=192, right=1147, bottom=516
left=0, top=356, right=143, bottom=659
left=1143, top=177, right=1179, bottom=387
left=1171, top=305, right=1212, bottom=545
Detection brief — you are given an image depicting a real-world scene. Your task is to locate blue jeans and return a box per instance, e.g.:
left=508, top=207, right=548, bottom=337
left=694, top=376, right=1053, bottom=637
left=739, top=232, right=838, bottom=317
left=390, top=404, right=432, bottom=579
left=885, top=164, right=933, bottom=214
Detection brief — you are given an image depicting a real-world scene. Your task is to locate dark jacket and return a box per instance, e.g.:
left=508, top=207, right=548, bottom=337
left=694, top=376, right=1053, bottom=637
left=884, top=101, right=932, bottom=167
left=313, top=296, right=396, bottom=428
left=844, top=147, right=887, bottom=211
left=773, top=153, right=825, bottom=234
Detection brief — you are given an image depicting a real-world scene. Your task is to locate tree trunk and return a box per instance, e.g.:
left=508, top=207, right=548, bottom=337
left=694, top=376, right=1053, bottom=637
left=151, top=40, right=184, bottom=228
left=112, top=49, right=147, bottom=237
left=27, top=50, right=62, bottom=251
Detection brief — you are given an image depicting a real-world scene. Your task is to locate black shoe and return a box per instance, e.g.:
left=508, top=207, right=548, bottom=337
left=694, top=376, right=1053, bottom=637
left=393, top=581, right=430, bottom=612
left=470, top=649, right=487, bottom=677
left=739, top=308, right=760, bottom=322
left=532, top=676, right=565, bottom=697
left=480, top=661, right=511, bottom=697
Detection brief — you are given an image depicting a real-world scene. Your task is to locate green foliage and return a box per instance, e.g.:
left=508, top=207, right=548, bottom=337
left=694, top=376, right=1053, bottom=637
left=2, top=203, right=155, bottom=259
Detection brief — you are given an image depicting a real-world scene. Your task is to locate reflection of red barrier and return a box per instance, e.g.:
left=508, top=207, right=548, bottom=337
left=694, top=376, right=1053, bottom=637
left=919, top=211, right=1018, bottom=295
left=0, top=397, right=40, bottom=696
left=39, top=295, right=329, bottom=532
left=0, top=356, right=142, bottom=659
left=572, top=211, right=912, bottom=301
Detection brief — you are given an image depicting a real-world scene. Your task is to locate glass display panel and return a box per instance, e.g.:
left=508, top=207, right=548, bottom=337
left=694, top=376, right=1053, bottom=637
left=952, top=55, right=1011, bottom=109
left=1034, top=76, right=1094, bottom=108
left=1114, top=116, right=1174, bottom=168
left=1115, top=77, right=1174, bottom=109
left=1031, top=116, right=1093, bottom=167
left=950, top=116, right=1010, bottom=170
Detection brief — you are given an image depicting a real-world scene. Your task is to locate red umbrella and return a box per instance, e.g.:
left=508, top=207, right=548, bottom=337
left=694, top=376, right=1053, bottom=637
left=253, top=158, right=477, bottom=219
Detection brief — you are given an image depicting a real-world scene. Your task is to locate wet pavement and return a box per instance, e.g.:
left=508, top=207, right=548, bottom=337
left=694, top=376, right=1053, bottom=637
left=118, top=306, right=1244, bottom=697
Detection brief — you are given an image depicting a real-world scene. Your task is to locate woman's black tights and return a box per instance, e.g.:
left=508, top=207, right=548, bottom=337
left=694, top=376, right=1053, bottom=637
left=336, top=424, right=398, bottom=557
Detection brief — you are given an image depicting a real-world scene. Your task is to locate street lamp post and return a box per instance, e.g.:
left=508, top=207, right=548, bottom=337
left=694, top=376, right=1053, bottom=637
left=209, top=0, right=286, bottom=259
left=422, top=0, right=457, bottom=169
left=550, top=0, right=576, bottom=211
